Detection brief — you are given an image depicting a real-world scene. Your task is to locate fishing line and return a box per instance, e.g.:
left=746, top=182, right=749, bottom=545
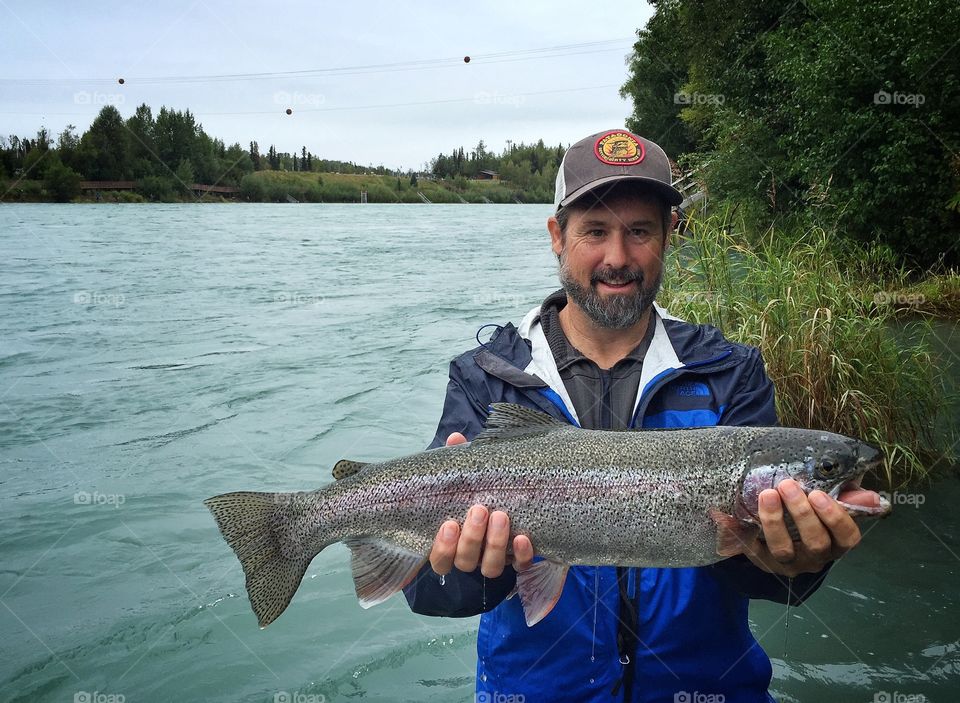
left=783, top=576, right=793, bottom=656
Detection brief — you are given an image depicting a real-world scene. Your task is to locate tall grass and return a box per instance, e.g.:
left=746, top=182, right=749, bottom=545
left=660, top=210, right=955, bottom=488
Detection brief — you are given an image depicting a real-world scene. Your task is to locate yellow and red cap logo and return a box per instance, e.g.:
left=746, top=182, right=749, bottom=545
left=594, top=131, right=645, bottom=165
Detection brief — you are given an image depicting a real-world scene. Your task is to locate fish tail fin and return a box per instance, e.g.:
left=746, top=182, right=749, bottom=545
left=204, top=491, right=317, bottom=628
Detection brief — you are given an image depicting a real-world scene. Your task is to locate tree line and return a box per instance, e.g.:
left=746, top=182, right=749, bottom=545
left=620, top=0, right=960, bottom=268
left=0, top=103, right=568, bottom=203
left=0, top=104, right=423, bottom=202
left=429, top=139, right=566, bottom=203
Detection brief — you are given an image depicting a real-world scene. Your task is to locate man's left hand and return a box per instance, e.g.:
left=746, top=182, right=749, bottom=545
left=741, top=479, right=880, bottom=577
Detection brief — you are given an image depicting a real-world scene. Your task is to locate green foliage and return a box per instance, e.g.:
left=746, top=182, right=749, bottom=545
left=78, top=105, right=129, bottom=180
left=42, top=156, right=82, bottom=202
left=1, top=178, right=44, bottom=201
left=136, top=176, right=178, bottom=202
left=174, top=158, right=195, bottom=194
left=620, top=0, right=695, bottom=156
left=623, top=0, right=960, bottom=268
left=660, top=208, right=955, bottom=487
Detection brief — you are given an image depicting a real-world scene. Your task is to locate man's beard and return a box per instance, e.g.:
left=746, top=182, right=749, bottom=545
left=558, top=254, right=663, bottom=329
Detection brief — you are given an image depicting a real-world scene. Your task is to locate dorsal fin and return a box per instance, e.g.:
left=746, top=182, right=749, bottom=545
left=332, top=459, right=369, bottom=480
left=473, top=403, right=569, bottom=445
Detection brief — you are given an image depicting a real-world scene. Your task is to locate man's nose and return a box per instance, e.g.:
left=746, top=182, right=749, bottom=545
left=602, top=232, right=630, bottom=268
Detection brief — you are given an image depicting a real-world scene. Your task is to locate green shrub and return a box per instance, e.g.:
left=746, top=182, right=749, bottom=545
left=660, top=208, right=955, bottom=487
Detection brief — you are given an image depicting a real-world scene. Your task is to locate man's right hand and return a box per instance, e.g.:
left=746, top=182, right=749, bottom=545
left=428, top=432, right=535, bottom=578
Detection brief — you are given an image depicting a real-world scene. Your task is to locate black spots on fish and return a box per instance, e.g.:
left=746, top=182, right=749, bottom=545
left=333, top=459, right=369, bottom=480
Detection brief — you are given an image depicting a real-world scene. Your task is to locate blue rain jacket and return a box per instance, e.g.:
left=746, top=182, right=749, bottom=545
left=405, top=304, right=830, bottom=703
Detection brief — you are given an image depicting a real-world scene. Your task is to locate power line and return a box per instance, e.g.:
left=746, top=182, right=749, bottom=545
left=0, top=38, right=635, bottom=86
left=0, top=84, right=624, bottom=119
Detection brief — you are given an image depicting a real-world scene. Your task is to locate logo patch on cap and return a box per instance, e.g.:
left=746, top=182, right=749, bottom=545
left=595, top=131, right=645, bottom=165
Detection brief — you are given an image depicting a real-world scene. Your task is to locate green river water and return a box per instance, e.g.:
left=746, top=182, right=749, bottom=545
left=0, top=204, right=956, bottom=702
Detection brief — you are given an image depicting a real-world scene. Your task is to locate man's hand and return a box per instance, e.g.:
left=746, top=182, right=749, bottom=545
left=428, top=432, right=535, bottom=578
left=742, top=478, right=879, bottom=577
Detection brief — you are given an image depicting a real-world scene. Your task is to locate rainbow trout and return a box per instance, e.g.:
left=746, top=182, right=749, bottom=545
left=204, top=403, right=889, bottom=628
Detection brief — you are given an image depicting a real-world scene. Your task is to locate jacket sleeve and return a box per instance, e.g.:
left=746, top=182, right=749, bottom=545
left=713, top=346, right=832, bottom=605
left=404, top=357, right=518, bottom=616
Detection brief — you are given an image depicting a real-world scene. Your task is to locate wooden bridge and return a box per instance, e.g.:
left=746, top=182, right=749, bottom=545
left=79, top=181, right=241, bottom=198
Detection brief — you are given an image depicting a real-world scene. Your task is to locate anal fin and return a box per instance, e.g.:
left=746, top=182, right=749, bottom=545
left=343, top=537, right=426, bottom=607
left=516, top=559, right=569, bottom=626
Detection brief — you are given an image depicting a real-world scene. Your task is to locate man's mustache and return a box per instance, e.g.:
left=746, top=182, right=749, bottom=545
left=590, top=267, right=645, bottom=287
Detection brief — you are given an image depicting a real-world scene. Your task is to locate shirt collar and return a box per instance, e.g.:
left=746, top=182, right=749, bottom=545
left=538, top=289, right=656, bottom=371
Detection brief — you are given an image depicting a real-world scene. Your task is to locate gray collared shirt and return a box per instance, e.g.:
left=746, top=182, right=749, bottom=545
left=537, top=289, right=655, bottom=430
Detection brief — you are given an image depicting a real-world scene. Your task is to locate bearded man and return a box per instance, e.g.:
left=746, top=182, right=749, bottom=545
left=403, top=129, right=878, bottom=703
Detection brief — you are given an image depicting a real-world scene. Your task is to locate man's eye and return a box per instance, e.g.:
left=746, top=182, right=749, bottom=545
left=631, top=228, right=650, bottom=238
left=588, top=229, right=605, bottom=237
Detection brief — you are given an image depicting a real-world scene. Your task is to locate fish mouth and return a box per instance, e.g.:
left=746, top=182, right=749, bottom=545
left=829, top=473, right=892, bottom=518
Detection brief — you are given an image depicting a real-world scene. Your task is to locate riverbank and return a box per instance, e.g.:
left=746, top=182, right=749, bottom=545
left=1, top=170, right=549, bottom=205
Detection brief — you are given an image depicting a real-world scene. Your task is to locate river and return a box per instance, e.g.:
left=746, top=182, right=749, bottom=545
left=1, top=204, right=956, bottom=702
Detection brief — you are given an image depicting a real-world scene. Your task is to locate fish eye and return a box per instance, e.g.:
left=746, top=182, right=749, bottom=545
left=815, top=459, right=840, bottom=479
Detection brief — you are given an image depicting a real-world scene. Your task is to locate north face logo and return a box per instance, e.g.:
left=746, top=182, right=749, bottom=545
left=675, top=381, right=711, bottom=397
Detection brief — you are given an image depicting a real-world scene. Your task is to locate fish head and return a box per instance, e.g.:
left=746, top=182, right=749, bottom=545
left=738, top=429, right=886, bottom=520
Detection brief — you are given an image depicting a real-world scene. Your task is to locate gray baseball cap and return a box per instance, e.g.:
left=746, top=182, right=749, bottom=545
left=554, top=129, right=683, bottom=209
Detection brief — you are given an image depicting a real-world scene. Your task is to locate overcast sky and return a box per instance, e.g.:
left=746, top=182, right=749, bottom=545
left=0, top=1, right=655, bottom=170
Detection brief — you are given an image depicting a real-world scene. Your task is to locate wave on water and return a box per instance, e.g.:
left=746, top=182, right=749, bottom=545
left=304, top=629, right=477, bottom=702
left=130, top=363, right=210, bottom=371
left=193, top=349, right=259, bottom=358
left=115, top=414, right=238, bottom=448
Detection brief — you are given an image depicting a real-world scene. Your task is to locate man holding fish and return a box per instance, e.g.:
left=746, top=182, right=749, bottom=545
left=404, top=129, right=884, bottom=702
left=205, top=128, right=889, bottom=703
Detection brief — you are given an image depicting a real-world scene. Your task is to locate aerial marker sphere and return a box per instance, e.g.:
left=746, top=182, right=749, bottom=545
left=285, top=108, right=293, bottom=115
left=463, top=56, right=470, bottom=63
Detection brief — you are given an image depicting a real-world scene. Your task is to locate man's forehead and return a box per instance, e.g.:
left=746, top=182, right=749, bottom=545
left=573, top=197, right=663, bottom=222
left=573, top=190, right=664, bottom=213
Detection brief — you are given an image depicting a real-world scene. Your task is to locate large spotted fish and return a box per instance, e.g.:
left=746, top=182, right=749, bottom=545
left=204, top=403, right=889, bottom=628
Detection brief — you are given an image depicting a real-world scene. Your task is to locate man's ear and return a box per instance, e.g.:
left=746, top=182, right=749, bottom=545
left=547, top=216, right=564, bottom=257
left=664, top=210, right=679, bottom=252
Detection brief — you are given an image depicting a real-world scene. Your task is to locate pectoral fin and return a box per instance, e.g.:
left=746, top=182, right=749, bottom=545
left=343, top=537, right=426, bottom=607
left=709, top=509, right=761, bottom=557
left=516, top=560, right=569, bottom=626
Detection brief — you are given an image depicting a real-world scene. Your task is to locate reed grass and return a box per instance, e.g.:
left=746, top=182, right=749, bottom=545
left=661, top=209, right=956, bottom=488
